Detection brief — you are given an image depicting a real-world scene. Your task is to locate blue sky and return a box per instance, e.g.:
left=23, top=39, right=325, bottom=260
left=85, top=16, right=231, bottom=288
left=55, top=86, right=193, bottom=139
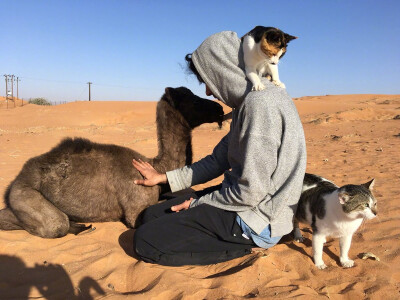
left=1, top=0, right=399, bottom=102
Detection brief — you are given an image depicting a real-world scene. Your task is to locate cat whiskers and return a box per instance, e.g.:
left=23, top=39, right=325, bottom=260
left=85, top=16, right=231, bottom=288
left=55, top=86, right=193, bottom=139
left=373, top=215, right=382, bottom=223
left=276, top=59, right=283, bottom=67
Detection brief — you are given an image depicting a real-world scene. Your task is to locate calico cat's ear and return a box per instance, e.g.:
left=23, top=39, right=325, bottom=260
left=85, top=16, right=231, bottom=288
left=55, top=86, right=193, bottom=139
left=362, top=178, right=375, bottom=191
left=284, top=33, right=298, bottom=43
left=338, top=192, right=350, bottom=205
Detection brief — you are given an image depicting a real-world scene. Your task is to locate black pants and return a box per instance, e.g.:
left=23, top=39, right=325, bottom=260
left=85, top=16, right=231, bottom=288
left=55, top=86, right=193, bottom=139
left=133, top=185, right=256, bottom=266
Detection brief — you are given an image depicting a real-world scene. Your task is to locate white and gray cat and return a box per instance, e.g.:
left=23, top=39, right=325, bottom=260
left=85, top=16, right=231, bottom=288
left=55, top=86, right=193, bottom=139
left=294, top=173, right=377, bottom=269
left=242, top=26, right=297, bottom=91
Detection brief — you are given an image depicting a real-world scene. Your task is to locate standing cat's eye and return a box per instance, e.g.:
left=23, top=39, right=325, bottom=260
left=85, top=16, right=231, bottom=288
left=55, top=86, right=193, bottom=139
left=364, top=203, right=370, bottom=208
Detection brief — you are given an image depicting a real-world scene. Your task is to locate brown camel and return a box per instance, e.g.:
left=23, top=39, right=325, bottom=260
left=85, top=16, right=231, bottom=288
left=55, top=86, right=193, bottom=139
left=0, top=87, right=224, bottom=238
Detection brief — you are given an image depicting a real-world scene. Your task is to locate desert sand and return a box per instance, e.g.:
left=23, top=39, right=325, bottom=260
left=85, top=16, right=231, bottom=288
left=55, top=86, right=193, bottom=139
left=0, top=94, right=399, bottom=299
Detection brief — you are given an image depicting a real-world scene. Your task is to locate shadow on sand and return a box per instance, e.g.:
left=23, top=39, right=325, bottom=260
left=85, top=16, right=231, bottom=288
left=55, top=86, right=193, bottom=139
left=0, top=254, right=105, bottom=300
left=281, top=229, right=342, bottom=267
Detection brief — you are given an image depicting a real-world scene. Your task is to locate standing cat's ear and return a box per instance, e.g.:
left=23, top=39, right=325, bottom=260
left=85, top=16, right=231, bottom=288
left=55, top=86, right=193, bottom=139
left=338, top=192, right=350, bottom=205
left=362, top=178, right=375, bottom=191
left=284, top=33, right=298, bottom=43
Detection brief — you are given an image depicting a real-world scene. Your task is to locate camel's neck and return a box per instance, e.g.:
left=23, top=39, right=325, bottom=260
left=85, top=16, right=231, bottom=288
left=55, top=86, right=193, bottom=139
left=152, top=102, right=192, bottom=174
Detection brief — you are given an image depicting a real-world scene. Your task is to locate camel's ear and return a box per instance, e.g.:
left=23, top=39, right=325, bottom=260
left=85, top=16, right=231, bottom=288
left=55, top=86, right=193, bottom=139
left=164, top=87, right=178, bottom=108
left=362, top=178, right=375, bottom=191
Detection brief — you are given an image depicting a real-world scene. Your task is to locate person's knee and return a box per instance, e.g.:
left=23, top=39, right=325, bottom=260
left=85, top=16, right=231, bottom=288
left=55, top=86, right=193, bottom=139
left=133, top=226, right=146, bottom=256
left=139, top=208, right=154, bottom=225
left=133, top=226, right=160, bottom=263
left=139, top=205, right=164, bottom=225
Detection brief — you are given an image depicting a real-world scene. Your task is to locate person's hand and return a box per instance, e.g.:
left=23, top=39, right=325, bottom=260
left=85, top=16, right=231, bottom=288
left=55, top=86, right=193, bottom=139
left=171, top=198, right=193, bottom=212
left=132, top=159, right=167, bottom=186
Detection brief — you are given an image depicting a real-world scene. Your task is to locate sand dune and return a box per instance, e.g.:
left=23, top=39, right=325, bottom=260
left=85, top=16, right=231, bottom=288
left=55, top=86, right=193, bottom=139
left=1, top=94, right=399, bottom=299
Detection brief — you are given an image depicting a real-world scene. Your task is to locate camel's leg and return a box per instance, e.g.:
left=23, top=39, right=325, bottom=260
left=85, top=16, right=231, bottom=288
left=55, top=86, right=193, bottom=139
left=8, top=185, right=70, bottom=238
left=0, top=207, right=90, bottom=236
left=124, top=209, right=142, bottom=228
left=122, top=202, right=151, bottom=228
left=0, top=208, right=24, bottom=230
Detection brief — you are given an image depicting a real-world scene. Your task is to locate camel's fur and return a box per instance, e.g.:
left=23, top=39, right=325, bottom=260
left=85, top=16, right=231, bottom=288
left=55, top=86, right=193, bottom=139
left=0, top=87, right=224, bottom=238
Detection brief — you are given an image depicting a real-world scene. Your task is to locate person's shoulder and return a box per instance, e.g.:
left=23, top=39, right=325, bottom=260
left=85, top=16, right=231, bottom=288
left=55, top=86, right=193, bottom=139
left=244, top=83, right=290, bottom=110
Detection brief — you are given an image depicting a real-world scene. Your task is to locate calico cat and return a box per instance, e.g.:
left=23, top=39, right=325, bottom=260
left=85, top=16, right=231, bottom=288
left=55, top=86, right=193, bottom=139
left=294, top=173, right=377, bottom=269
left=242, top=26, right=297, bottom=91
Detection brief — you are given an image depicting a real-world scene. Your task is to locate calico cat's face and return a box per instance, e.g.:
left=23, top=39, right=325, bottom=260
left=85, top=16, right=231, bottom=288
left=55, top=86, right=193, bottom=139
left=260, top=28, right=297, bottom=65
left=338, top=179, right=377, bottom=219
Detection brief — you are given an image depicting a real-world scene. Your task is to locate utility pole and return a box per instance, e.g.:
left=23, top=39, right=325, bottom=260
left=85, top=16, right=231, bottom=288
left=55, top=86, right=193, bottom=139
left=11, top=75, right=15, bottom=107
left=4, top=75, right=8, bottom=109
left=16, top=77, right=21, bottom=105
left=87, top=82, right=92, bottom=101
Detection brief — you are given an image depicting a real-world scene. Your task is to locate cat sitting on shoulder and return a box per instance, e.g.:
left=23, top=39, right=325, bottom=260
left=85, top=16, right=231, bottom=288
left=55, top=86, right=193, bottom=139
left=294, top=173, right=377, bottom=269
left=242, top=26, right=297, bottom=91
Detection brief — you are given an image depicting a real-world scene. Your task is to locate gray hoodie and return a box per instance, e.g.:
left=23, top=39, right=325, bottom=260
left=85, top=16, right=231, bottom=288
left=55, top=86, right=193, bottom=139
left=166, top=31, right=306, bottom=237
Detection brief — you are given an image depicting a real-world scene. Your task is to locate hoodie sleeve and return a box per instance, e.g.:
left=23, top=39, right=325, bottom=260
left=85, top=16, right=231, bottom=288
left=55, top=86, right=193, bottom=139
left=166, top=132, right=231, bottom=192
left=190, top=97, right=282, bottom=210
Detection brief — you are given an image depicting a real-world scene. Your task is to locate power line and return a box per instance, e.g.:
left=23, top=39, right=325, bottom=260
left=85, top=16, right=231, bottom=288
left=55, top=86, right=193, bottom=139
left=3, top=74, right=159, bottom=103
left=19, top=76, right=138, bottom=89
left=91, top=82, right=134, bottom=89
left=20, top=76, right=84, bottom=85
left=77, top=85, right=88, bottom=99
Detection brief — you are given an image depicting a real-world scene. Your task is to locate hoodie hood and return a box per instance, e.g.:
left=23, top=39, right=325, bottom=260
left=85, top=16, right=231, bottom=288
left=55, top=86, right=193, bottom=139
left=192, top=31, right=252, bottom=108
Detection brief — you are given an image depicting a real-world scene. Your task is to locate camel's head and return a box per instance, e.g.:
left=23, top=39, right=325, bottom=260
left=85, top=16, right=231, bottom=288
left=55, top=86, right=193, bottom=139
left=163, top=87, right=224, bottom=129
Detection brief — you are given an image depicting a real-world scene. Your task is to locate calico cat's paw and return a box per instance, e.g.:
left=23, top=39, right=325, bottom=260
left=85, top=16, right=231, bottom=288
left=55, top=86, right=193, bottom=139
left=273, top=80, right=286, bottom=89
left=340, top=259, right=355, bottom=268
left=252, top=82, right=265, bottom=91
